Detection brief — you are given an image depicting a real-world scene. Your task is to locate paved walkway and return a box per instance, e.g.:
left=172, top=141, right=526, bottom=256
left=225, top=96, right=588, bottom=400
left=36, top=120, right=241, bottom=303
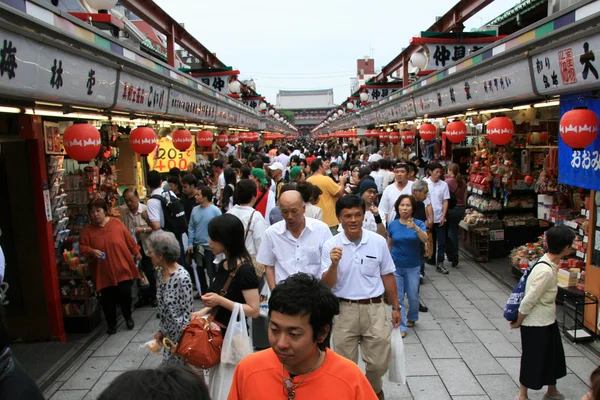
left=43, top=256, right=598, bottom=400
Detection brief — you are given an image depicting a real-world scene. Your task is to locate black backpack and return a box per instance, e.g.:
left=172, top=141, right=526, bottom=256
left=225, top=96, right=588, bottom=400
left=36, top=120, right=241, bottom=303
left=151, top=191, right=188, bottom=237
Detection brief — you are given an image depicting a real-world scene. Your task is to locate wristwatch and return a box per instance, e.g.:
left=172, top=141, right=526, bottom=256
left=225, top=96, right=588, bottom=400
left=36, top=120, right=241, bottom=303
left=391, top=306, right=401, bottom=311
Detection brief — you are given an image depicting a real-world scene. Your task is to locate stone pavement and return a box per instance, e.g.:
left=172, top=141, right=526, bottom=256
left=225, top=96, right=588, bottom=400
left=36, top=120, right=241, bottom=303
left=43, top=256, right=598, bottom=400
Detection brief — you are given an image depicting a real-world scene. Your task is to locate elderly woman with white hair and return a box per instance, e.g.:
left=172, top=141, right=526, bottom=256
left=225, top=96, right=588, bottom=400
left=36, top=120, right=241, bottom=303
left=149, top=231, right=194, bottom=365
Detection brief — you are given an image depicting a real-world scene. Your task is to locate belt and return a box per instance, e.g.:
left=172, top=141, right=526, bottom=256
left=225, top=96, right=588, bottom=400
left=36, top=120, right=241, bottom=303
left=338, top=296, right=383, bottom=304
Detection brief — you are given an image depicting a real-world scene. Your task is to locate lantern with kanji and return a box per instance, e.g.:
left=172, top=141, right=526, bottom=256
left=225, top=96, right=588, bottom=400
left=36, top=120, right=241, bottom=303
left=130, top=126, right=157, bottom=156
left=196, top=130, right=213, bottom=148
left=379, top=131, right=389, bottom=143
left=238, top=132, right=248, bottom=143
left=559, top=107, right=599, bottom=150
left=172, top=129, right=192, bottom=151
left=388, top=131, right=400, bottom=144
left=419, top=123, right=437, bottom=142
left=402, top=130, right=415, bottom=145
left=446, top=121, right=467, bottom=144
left=486, top=117, right=514, bottom=146
left=216, top=133, right=228, bottom=147
left=248, top=132, right=259, bottom=142
left=229, top=133, right=239, bottom=145
left=63, top=123, right=101, bottom=162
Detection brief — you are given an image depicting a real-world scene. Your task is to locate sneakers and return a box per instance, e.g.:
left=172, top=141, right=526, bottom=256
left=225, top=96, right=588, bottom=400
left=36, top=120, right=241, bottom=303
left=437, top=263, right=449, bottom=274
left=126, top=318, right=135, bottom=330
left=419, top=302, right=428, bottom=312
left=406, top=321, right=415, bottom=327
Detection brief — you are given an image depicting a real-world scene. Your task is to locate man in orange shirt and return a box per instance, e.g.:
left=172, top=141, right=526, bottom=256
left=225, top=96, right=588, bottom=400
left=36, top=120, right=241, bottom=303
left=228, top=273, right=377, bottom=400
left=307, top=158, right=346, bottom=235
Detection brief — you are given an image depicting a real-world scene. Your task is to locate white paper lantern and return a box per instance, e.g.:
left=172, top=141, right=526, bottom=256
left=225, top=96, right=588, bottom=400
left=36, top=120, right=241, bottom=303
left=259, top=102, right=267, bottom=111
left=410, top=52, right=428, bottom=70
left=228, top=80, right=241, bottom=94
left=347, top=102, right=355, bottom=110
left=360, top=92, right=369, bottom=102
left=274, top=113, right=280, bottom=119
left=337, top=109, right=344, bottom=117
left=86, top=0, right=117, bottom=11
left=268, top=109, right=275, bottom=116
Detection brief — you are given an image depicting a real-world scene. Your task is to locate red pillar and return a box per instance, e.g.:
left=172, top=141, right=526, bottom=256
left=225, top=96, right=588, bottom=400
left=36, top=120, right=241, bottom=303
left=19, top=115, right=66, bottom=342
left=167, top=23, right=176, bottom=67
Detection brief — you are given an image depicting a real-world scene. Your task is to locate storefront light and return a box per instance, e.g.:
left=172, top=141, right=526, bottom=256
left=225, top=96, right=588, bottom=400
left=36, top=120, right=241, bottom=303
left=35, top=101, right=62, bottom=107
left=72, top=106, right=104, bottom=112
left=512, top=105, right=532, bottom=110
left=533, top=101, right=560, bottom=108
left=0, top=106, right=21, bottom=114
left=478, top=108, right=512, bottom=114
left=25, top=108, right=108, bottom=120
left=465, top=111, right=479, bottom=116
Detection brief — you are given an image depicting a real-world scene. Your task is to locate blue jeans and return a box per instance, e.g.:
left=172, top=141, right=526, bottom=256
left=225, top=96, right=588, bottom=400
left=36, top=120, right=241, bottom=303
left=432, top=223, right=447, bottom=263
left=395, top=267, right=421, bottom=332
left=446, top=207, right=465, bottom=261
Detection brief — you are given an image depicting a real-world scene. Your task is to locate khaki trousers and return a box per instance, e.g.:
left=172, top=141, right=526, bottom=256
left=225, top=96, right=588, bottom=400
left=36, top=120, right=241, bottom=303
left=333, top=301, right=391, bottom=394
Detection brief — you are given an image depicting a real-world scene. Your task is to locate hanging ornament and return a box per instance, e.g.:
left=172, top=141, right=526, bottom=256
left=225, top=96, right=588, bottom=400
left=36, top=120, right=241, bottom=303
left=379, top=131, right=389, bottom=143
left=388, top=131, right=400, bottom=144
left=446, top=121, right=467, bottom=144
left=216, top=133, right=228, bottom=147
left=524, top=175, right=534, bottom=186
left=559, top=107, right=599, bottom=150
left=486, top=116, right=514, bottom=146
left=130, top=126, right=157, bottom=156
left=248, top=132, right=259, bottom=142
left=238, top=132, right=248, bottom=143
left=419, top=123, right=437, bottom=141
left=63, top=123, right=101, bottom=162
left=401, top=130, right=415, bottom=145
left=172, top=129, right=193, bottom=151
left=196, top=130, right=213, bottom=148
left=228, top=133, right=239, bottom=145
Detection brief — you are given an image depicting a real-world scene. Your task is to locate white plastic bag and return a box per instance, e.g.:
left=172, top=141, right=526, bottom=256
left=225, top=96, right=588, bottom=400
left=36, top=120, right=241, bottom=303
left=388, top=328, right=406, bottom=384
left=220, top=302, right=252, bottom=365
left=209, top=362, right=237, bottom=400
left=259, top=284, right=270, bottom=318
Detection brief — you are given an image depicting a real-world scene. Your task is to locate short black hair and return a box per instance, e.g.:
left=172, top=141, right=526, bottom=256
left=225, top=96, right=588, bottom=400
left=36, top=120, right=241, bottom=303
left=199, top=186, right=213, bottom=202
left=358, top=166, right=371, bottom=180
left=181, top=174, right=198, bottom=187
left=406, top=161, right=418, bottom=175
left=369, top=162, right=380, bottom=171
left=428, top=162, right=443, bottom=172
left=168, top=167, right=181, bottom=177
left=251, top=159, right=264, bottom=169
left=122, top=188, right=138, bottom=197
left=240, top=165, right=251, bottom=179
left=212, top=159, right=224, bottom=168
left=335, top=194, right=365, bottom=216
left=234, top=179, right=257, bottom=205
left=97, top=366, right=210, bottom=400
left=394, top=194, right=416, bottom=217
left=88, top=198, right=108, bottom=214
left=310, top=158, right=323, bottom=173
left=147, top=170, right=162, bottom=189
left=269, top=273, right=340, bottom=350
left=167, top=176, right=180, bottom=185
left=224, top=168, right=237, bottom=185
left=231, top=160, right=242, bottom=169
left=295, top=181, right=314, bottom=203
left=546, top=225, right=576, bottom=254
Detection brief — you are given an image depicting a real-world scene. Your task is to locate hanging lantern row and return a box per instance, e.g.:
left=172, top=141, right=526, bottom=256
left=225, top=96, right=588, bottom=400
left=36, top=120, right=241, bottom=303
left=130, top=126, right=158, bottom=156
left=559, top=107, right=599, bottom=150
left=486, top=116, right=514, bottom=146
left=388, top=131, right=400, bottom=144
left=402, top=130, right=415, bottom=145
left=419, top=123, right=437, bottom=142
left=446, top=121, right=467, bottom=144
left=63, top=123, right=102, bottom=162
left=172, top=129, right=193, bottom=151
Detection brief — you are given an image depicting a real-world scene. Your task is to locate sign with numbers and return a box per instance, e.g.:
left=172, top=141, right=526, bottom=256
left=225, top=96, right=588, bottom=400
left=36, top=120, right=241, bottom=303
left=147, top=137, right=196, bottom=173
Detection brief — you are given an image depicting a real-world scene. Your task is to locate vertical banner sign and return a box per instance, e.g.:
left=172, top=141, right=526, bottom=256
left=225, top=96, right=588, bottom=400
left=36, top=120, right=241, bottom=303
left=558, top=92, right=600, bottom=191
left=147, top=137, right=196, bottom=173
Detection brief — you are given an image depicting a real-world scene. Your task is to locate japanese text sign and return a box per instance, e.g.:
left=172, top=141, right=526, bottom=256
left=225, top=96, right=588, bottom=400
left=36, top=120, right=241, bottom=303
left=115, top=72, right=168, bottom=114
left=147, top=136, right=196, bottom=173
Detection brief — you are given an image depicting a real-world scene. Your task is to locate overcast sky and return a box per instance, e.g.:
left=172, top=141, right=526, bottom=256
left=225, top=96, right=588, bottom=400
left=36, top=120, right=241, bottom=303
left=155, top=0, right=520, bottom=105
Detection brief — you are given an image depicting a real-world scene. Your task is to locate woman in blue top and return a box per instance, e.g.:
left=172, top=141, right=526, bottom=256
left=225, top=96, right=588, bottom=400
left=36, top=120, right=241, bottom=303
left=387, top=195, right=429, bottom=337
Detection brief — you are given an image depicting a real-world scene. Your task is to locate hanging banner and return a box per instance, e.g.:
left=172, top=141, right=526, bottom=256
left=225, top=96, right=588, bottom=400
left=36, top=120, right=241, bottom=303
left=359, top=84, right=403, bottom=104
left=168, top=88, right=217, bottom=122
left=190, top=70, right=240, bottom=96
left=147, top=136, right=196, bottom=173
left=115, top=71, right=168, bottom=115
left=241, top=97, right=264, bottom=111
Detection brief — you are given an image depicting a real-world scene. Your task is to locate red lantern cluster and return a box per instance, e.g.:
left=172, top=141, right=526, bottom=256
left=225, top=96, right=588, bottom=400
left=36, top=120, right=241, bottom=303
left=402, top=130, right=415, bottom=145
left=247, top=132, right=259, bottom=142
left=172, top=129, right=192, bottom=151
left=388, top=131, right=400, bottom=144
left=559, top=108, right=599, bottom=150
left=238, top=132, right=248, bottom=143
left=63, top=123, right=101, bottom=162
left=130, top=126, right=157, bottom=156
left=228, top=133, right=239, bottom=145
left=419, top=123, right=436, bottom=142
left=379, top=131, right=389, bottom=143
left=366, top=129, right=378, bottom=139
left=196, top=130, right=213, bottom=148
left=486, top=117, right=514, bottom=146
left=446, top=121, right=467, bottom=144
left=216, top=134, right=228, bottom=147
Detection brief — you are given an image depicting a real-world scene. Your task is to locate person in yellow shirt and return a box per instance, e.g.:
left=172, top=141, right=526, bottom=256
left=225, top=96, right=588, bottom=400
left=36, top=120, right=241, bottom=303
left=307, top=159, right=346, bottom=235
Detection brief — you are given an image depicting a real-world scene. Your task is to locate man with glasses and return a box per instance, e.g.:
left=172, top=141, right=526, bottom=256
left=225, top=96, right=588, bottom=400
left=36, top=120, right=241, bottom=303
left=379, top=163, right=413, bottom=224
left=425, top=163, right=450, bottom=274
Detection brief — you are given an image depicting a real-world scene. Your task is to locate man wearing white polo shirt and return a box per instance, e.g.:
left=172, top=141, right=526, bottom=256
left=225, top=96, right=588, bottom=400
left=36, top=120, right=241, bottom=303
left=425, top=162, right=450, bottom=274
left=257, top=190, right=332, bottom=290
left=321, top=195, right=400, bottom=400
left=379, top=162, right=413, bottom=224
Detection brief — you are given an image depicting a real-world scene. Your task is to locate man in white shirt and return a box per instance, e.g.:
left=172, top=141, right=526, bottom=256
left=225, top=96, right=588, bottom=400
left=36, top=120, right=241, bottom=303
left=321, top=195, right=400, bottom=400
left=425, top=162, right=450, bottom=274
left=379, top=162, right=413, bottom=224
left=367, top=150, right=383, bottom=163
left=369, top=162, right=384, bottom=194
left=379, top=159, right=396, bottom=191
left=256, top=190, right=332, bottom=290
left=212, top=159, right=225, bottom=208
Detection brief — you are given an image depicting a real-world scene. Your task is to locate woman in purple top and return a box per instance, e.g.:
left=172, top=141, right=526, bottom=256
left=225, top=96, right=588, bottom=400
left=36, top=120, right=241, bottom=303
left=444, top=163, right=467, bottom=267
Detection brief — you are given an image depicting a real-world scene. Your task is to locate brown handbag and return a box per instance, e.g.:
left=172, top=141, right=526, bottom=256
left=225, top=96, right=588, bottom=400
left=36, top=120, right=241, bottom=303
left=162, top=268, right=237, bottom=369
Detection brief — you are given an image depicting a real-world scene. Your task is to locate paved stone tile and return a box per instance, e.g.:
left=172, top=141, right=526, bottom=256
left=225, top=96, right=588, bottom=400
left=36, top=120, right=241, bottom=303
left=451, top=397, right=490, bottom=400
left=485, top=291, right=511, bottom=308
left=433, top=359, right=485, bottom=396
left=419, top=284, right=444, bottom=300
left=428, top=276, right=458, bottom=292
left=439, top=318, right=480, bottom=343
left=566, top=356, right=598, bottom=383
left=60, top=356, right=114, bottom=390
left=128, top=309, right=155, bottom=331
left=471, top=298, right=504, bottom=317
left=455, top=343, right=505, bottom=375
left=404, top=343, right=437, bottom=376
left=139, top=353, right=163, bottom=369
left=561, top=340, right=585, bottom=357
left=381, top=377, right=413, bottom=399
left=468, top=278, right=504, bottom=292
left=83, top=371, right=121, bottom=400
left=454, top=284, right=490, bottom=300
left=416, top=330, right=460, bottom=359
left=473, top=330, right=521, bottom=358
left=57, top=350, right=93, bottom=382
left=131, top=318, right=161, bottom=343
left=447, top=273, right=474, bottom=285
left=425, top=299, right=459, bottom=319
left=454, top=307, right=496, bottom=330
left=412, top=318, right=443, bottom=331
left=50, top=390, right=89, bottom=400
left=43, top=381, right=63, bottom=399
left=107, top=342, right=148, bottom=371
left=487, top=318, right=521, bottom=344
left=91, top=331, right=137, bottom=357
left=495, top=357, right=521, bottom=385
left=476, top=374, right=518, bottom=400
left=407, top=376, right=451, bottom=400
left=549, top=373, right=591, bottom=400
left=439, top=291, right=473, bottom=308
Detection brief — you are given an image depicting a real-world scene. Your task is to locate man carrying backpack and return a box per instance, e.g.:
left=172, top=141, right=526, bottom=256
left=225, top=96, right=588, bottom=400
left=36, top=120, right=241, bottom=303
left=146, top=171, right=188, bottom=266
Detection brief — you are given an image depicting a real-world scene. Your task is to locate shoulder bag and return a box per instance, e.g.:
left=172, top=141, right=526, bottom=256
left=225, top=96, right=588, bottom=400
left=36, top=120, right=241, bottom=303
left=245, top=210, right=265, bottom=279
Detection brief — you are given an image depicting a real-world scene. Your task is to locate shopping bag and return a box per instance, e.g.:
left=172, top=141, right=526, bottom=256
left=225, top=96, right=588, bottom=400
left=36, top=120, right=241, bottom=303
left=220, top=303, right=252, bottom=365
left=259, top=284, right=270, bottom=318
left=388, top=328, right=406, bottom=384
left=209, top=362, right=237, bottom=400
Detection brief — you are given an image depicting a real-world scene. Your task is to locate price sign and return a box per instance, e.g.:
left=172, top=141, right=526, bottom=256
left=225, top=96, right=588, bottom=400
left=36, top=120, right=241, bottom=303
left=147, top=137, right=196, bottom=173
left=489, top=229, right=504, bottom=241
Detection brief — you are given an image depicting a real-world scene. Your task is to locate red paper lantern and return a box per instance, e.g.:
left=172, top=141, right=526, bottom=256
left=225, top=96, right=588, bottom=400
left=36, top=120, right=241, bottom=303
left=216, top=134, right=228, bottom=147
left=486, top=117, right=514, bottom=146
left=446, top=121, right=467, bottom=144
left=130, top=126, right=157, bottom=156
left=559, top=108, right=599, bottom=150
left=419, top=123, right=437, bottom=141
left=247, top=132, right=259, bottom=142
left=63, top=123, right=101, bottom=162
left=402, top=130, right=415, bottom=145
left=196, top=130, right=213, bottom=148
left=238, top=132, right=248, bottom=143
left=172, top=129, right=192, bottom=151
left=379, top=131, right=389, bottom=143
left=228, top=133, right=239, bottom=145
left=388, top=131, right=400, bottom=144
left=524, top=175, right=534, bottom=186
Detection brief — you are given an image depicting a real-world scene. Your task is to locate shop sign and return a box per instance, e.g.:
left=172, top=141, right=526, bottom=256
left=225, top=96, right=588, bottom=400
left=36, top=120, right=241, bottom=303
left=413, top=59, right=532, bottom=117
left=532, top=33, right=600, bottom=95
left=147, top=136, right=196, bottom=173
left=489, top=229, right=504, bottom=241
left=453, top=135, right=478, bottom=148
left=0, top=28, right=117, bottom=107
left=167, top=88, right=217, bottom=122
left=194, top=72, right=238, bottom=96
left=421, top=42, right=489, bottom=70
left=360, top=85, right=402, bottom=103
left=241, top=98, right=261, bottom=111
left=115, top=71, right=168, bottom=114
